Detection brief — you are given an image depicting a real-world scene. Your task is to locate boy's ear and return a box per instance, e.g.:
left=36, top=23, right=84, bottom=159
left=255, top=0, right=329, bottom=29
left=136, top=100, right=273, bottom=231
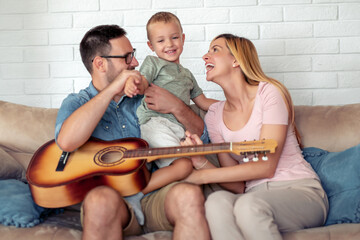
left=182, top=33, right=185, bottom=44
left=147, top=41, right=154, bottom=51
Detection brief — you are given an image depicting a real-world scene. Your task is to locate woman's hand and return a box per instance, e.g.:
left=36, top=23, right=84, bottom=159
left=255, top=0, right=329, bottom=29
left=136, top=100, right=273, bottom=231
left=181, top=131, right=209, bottom=170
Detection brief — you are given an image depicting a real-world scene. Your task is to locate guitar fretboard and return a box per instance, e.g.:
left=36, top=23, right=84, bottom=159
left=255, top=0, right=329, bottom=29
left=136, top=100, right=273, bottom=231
left=123, top=142, right=231, bottom=159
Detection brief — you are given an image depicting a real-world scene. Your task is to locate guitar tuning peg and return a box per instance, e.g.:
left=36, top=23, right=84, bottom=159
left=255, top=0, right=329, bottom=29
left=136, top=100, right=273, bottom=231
left=262, top=152, right=268, bottom=161
left=253, top=152, right=259, bottom=162
left=243, top=153, right=249, bottom=162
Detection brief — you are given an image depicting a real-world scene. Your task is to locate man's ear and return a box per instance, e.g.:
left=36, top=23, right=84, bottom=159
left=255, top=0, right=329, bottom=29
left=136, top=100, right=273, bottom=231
left=92, top=56, right=107, bottom=72
left=182, top=33, right=185, bottom=44
left=147, top=41, right=154, bottom=51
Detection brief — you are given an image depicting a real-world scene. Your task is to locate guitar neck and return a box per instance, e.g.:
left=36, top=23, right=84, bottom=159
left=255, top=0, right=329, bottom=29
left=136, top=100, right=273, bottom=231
left=123, top=143, right=232, bottom=162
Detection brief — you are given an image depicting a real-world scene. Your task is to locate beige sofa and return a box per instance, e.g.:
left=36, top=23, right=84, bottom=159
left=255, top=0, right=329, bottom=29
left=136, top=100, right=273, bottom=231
left=0, top=100, right=359, bottom=240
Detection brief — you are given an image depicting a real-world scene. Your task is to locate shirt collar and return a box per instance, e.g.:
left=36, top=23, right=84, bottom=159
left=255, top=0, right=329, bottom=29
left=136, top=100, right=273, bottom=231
left=88, top=81, right=99, bottom=98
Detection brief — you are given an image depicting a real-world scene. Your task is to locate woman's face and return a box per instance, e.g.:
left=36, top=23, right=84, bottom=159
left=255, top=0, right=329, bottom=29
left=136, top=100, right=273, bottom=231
left=202, top=37, right=235, bottom=82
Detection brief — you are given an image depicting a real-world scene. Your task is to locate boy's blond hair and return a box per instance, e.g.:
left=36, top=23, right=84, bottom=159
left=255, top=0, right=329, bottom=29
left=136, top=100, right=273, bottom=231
left=146, top=12, right=183, bottom=40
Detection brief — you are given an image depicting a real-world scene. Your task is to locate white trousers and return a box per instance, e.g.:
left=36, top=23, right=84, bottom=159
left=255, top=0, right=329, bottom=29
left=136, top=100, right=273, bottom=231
left=140, top=117, right=185, bottom=168
left=205, top=178, right=328, bottom=240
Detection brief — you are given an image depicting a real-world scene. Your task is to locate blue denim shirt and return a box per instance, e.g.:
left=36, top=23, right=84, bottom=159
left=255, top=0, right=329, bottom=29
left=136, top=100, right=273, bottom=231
left=55, top=82, right=208, bottom=146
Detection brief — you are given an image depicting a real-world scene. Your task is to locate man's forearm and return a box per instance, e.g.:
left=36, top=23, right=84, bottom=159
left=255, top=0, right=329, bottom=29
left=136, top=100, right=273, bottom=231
left=173, top=103, right=204, bottom=137
left=57, top=87, right=115, bottom=152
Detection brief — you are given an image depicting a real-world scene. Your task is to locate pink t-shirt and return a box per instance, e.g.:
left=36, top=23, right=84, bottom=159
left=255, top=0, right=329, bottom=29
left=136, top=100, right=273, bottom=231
left=205, top=81, right=318, bottom=190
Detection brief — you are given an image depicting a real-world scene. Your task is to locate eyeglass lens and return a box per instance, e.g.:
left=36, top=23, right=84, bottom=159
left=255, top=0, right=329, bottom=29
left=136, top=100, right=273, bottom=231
left=126, top=50, right=135, bottom=64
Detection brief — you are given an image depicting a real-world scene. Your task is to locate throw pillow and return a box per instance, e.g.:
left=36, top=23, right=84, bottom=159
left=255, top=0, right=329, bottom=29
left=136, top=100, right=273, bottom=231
left=0, top=179, right=45, bottom=227
left=302, top=144, right=360, bottom=226
left=0, top=148, right=25, bottom=180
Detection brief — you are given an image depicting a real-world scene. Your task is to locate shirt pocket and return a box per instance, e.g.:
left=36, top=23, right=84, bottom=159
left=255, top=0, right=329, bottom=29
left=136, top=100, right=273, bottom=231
left=100, top=119, right=112, bottom=132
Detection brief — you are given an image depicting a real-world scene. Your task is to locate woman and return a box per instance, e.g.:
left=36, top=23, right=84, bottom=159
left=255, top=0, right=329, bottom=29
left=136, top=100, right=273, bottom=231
left=181, top=34, right=329, bottom=240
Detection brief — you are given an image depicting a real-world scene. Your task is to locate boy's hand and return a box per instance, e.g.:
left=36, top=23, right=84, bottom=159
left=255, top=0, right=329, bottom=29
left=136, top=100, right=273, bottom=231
left=124, top=77, right=139, bottom=98
left=124, top=75, right=148, bottom=98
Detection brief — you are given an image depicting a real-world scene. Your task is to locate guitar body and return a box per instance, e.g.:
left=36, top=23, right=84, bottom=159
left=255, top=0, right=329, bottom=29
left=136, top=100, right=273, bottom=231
left=27, top=137, right=278, bottom=208
left=26, top=138, right=151, bottom=208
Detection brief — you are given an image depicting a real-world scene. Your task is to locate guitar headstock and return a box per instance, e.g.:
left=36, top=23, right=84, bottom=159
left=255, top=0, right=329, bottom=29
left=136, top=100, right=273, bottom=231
left=231, top=139, right=278, bottom=162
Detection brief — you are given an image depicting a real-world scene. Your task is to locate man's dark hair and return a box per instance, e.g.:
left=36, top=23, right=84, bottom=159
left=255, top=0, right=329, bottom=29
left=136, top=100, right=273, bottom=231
left=80, top=25, right=127, bottom=74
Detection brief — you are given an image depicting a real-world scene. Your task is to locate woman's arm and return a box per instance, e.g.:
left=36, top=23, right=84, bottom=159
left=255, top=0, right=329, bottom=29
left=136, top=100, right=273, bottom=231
left=191, top=124, right=287, bottom=184
left=183, top=124, right=287, bottom=193
left=181, top=132, right=245, bottom=194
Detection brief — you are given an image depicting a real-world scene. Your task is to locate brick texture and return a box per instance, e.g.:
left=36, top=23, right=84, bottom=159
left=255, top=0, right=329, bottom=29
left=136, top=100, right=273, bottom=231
left=0, top=1, right=359, bottom=107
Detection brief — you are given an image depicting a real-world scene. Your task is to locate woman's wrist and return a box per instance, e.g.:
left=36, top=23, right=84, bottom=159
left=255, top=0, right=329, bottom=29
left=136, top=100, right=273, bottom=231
left=195, top=159, right=208, bottom=170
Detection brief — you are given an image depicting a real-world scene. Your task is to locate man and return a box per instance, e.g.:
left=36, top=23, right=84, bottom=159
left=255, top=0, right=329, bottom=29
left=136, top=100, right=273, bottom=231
left=55, top=25, right=210, bottom=239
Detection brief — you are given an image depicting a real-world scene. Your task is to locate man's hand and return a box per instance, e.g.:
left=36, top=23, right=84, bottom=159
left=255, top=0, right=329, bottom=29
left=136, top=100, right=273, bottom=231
left=144, top=84, right=204, bottom=136
left=123, top=74, right=149, bottom=98
left=137, top=75, right=149, bottom=95
left=144, top=84, right=182, bottom=114
left=108, top=70, right=143, bottom=99
left=124, top=77, right=139, bottom=98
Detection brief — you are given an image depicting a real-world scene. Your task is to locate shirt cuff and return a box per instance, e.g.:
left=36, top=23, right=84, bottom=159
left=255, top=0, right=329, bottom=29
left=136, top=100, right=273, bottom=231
left=200, top=123, right=210, bottom=144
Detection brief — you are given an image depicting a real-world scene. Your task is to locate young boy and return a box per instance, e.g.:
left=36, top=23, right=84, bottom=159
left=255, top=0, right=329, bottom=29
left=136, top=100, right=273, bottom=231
left=124, top=12, right=217, bottom=225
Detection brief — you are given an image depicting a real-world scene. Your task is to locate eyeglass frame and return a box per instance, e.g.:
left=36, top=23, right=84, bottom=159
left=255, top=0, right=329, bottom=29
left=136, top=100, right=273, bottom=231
left=91, top=49, right=136, bottom=64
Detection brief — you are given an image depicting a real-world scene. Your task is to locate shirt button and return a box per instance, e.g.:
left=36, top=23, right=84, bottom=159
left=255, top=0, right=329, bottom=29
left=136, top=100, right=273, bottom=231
left=122, top=125, right=126, bottom=129
left=105, top=126, right=109, bottom=129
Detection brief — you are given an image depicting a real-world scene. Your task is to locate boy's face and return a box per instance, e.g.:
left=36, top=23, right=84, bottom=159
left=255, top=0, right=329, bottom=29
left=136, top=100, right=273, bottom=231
left=147, top=21, right=185, bottom=64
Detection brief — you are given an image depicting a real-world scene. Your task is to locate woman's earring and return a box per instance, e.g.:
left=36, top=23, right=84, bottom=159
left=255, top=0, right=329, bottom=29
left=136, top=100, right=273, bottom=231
left=233, top=64, right=236, bottom=68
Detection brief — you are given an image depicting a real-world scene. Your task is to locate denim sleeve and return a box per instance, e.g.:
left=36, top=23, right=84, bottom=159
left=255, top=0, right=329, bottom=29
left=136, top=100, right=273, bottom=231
left=200, top=122, right=210, bottom=144
left=54, top=94, right=86, bottom=144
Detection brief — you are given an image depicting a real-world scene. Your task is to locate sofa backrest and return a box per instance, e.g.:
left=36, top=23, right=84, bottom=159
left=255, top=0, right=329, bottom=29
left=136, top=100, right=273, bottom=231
left=295, top=104, right=360, bottom=152
left=0, top=100, right=359, bottom=180
left=0, top=101, right=58, bottom=172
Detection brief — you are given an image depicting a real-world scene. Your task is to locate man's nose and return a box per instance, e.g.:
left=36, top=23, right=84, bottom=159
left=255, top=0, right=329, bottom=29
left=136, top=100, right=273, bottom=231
left=130, top=56, right=139, bottom=68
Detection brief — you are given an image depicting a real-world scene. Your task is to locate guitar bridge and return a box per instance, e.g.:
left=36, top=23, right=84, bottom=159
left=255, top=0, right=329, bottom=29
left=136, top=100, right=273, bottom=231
left=56, top=151, right=70, bottom=171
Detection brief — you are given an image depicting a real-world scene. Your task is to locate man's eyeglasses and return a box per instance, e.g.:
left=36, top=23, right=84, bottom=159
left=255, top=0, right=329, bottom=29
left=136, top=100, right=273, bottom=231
left=92, top=49, right=136, bottom=64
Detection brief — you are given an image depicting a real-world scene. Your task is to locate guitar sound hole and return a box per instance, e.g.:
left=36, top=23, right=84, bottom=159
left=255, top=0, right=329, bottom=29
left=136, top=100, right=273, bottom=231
left=100, top=151, right=124, bottom=164
left=94, top=146, right=126, bottom=167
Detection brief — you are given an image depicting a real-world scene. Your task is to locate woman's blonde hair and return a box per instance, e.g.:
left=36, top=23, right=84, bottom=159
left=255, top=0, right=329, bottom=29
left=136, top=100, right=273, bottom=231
left=214, top=34, right=301, bottom=145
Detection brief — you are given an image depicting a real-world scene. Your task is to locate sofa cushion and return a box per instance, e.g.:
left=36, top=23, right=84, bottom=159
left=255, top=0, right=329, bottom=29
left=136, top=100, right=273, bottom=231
left=302, top=144, right=360, bottom=226
left=0, top=148, right=25, bottom=180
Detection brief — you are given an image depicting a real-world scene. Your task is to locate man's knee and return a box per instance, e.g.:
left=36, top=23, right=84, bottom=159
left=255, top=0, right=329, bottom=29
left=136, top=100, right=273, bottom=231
left=165, top=182, right=204, bottom=222
left=168, top=182, right=204, bottom=205
left=85, top=186, right=120, bottom=204
left=83, top=186, right=125, bottom=216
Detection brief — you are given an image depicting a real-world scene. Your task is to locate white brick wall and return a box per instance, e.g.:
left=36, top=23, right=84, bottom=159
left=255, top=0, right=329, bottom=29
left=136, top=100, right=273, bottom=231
left=0, top=0, right=360, bottom=108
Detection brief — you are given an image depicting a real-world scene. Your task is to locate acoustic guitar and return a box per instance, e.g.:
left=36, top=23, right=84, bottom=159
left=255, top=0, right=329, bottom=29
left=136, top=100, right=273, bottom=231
left=26, top=137, right=277, bottom=208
